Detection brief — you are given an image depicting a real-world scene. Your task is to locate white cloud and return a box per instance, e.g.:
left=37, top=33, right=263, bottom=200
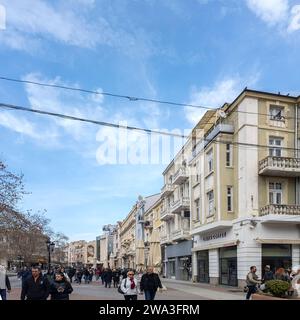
left=23, top=73, right=104, bottom=142
left=0, top=0, right=156, bottom=57
left=0, top=110, right=59, bottom=144
left=185, top=74, right=260, bottom=125
left=246, top=0, right=289, bottom=26
left=246, top=0, right=300, bottom=33
left=288, top=5, right=300, bottom=32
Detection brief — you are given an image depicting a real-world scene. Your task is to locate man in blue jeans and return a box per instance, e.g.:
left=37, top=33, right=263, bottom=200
left=246, top=266, right=261, bottom=300
left=0, top=264, right=11, bottom=300
left=140, top=267, right=163, bottom=300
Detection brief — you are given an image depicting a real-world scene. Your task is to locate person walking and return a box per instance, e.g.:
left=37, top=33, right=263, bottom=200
left=245, top=266, right=261, bottom=300
left=67, top=267, right=76, bottom=283
left=19, top=267, right=31, bottom=285
left=120, top=270, right=140, bottom=300
left=49, top=272, right=73, bottom=300
left=103, top=268, right=113, bottom=288
left=112, top=269, right=120, bottom=288
left=140, top=266, right=163, bottom=300
left=75, top=269, right=83, bottom=284
left=0, top=264, right=11, bottom=300
left=21, top=266, right=50, bottom=300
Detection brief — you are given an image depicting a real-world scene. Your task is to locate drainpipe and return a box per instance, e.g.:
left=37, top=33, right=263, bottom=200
left=295, top=103, right=299, bottom=204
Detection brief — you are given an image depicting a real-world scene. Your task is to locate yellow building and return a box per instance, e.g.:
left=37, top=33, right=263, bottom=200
left=189, top=89, right=300, bottom=287
left=119, top=205, right=137, bottom=269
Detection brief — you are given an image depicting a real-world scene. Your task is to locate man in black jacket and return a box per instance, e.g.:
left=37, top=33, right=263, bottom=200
left=21, top=266, right=50, bottom=300
left=140, top=267, right=163, bottom=300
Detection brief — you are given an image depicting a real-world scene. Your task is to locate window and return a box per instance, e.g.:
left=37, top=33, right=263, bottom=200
left=207, top=149, right=213, bottom=173
left=227, top=186, right=233, bottom=212
left=184, top=211, right=190, bottom=218
left=207, top=190, right=214, bottom=217
left=226, top=144, right=233, bottom=167
left=194, top=198, right=200, bottom=221
left=270, top=105, right=285, bottom=121
left=269, top=137, right=283, bottom=157
left=180, top=185, right=184, bottom=198
left=269, top=182, right=282, bottom=205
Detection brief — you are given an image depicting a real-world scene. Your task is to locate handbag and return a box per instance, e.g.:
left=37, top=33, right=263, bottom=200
left=243, top=286, right=249, bottom=293
left=118, top=279, right=126, bottom=294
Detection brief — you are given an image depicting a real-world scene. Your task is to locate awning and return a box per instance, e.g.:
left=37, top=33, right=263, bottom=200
left=255, top=238, right=300, bottom=244
left=192, top=240, right=238, bottom=252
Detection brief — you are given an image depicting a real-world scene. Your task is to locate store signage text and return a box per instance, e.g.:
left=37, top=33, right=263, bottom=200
left=202, top=231, right=227, bottom=241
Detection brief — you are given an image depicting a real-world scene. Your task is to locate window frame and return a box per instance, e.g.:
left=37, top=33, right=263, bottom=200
left=207, top=190, right=214, bottom=217
left=227, top=186, right=233, bottom=212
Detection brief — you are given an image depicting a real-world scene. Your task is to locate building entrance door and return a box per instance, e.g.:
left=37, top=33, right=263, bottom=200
left=219, top=246, right=238, bottom=287
left=197, top=250, right=209, bottom=283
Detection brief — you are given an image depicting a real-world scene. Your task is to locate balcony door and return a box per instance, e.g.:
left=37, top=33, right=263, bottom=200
left=269, top=137, right=282, bottom=157
left=269, top=182, right=282, bottom=205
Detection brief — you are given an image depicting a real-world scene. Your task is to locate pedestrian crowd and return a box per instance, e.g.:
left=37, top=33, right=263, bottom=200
left=0, top=263, right=163, bottom=301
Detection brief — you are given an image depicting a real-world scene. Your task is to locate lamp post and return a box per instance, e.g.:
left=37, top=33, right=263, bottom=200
left=46, top=239, right=55, bottom=273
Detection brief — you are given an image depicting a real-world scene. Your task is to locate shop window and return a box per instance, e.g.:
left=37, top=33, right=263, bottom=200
left=262, top=244, right=292, bottom=274
left=197, top=250, right=209, bottom=283
left=219, top=246, right=237, bottom=287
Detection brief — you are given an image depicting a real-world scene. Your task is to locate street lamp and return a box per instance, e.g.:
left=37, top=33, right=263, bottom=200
left=46, top=239, right=55, bottom=273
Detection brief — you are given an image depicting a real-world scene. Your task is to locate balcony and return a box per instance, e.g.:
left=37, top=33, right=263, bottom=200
left=160, top=234, right=173, bottom=245
left=171, top=229, right=190, bottom=241
left=204, top=124, right=234, bottom=147
left=170, top=197, right=190, bottom=213
left=160, top=208, right=174, bottom=221
left=258, top=156, right=300, bottom=177
left=259, top=204, right=300, bottom=216
left=161, top=184, right=174, bottom=197
left=172, top=167, right=188, bottom=185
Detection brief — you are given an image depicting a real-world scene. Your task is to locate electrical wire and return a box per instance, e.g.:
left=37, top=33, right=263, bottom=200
left=1, top=76, right=299, bottom=120
left=1, top=102, right=300, bottom=152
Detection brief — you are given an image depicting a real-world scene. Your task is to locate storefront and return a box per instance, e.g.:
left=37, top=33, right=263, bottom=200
left=165, top=240, right=193, bottom=281
left=192, top=218, right=300, bottom=288
left=219, top=246, right=237, bottom=287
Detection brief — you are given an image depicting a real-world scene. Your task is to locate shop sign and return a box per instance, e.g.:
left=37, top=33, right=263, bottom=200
left=202, top=231, right=227, bottom=241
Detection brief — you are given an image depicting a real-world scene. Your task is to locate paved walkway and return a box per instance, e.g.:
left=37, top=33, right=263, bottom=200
left=7, top=276, right=245, bottom=300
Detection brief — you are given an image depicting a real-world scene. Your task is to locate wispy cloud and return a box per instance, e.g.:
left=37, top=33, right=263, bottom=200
left=184, top=74, right=260, bottom=125
left=0, top=0, right=157, bottom=58
left=246, top=0, right=300, bottom=33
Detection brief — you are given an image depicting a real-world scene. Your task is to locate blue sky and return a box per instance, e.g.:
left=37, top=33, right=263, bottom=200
left=0, top=0, right=300, bottom=241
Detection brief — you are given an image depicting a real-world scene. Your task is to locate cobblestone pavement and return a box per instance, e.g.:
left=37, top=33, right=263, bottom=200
left=7, top=276, right=245, bottom=300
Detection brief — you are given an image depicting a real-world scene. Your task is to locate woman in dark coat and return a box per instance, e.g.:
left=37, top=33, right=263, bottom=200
left=50, top=272, right=73, bottom=300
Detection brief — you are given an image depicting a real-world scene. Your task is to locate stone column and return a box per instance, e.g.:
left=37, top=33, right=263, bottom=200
left=175, top=257, right=180, bottom=280
left=209, top=249, right=219, bottom=285
left=192, top=251, right=198, bottom=282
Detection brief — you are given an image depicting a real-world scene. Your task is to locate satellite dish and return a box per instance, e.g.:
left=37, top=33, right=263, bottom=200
left=218, top=110, right=227, bottom=118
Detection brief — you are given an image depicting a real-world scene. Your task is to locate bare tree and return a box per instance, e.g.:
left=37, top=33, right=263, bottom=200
left=0, top=160, right=66, bottom=266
